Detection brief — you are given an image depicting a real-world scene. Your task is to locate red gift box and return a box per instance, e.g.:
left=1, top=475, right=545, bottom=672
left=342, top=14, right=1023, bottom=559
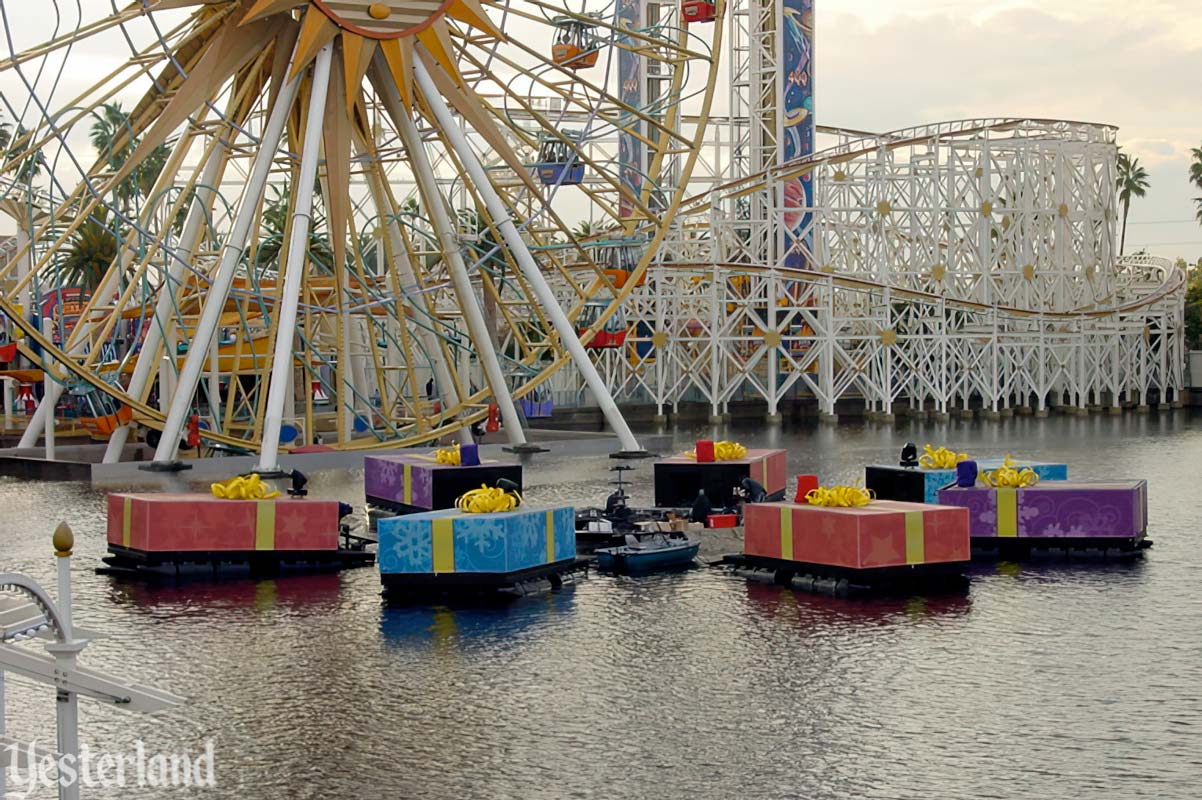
left=107, top=493, right=340, bottom=553
left=744, top=500, right=969, bottom=569
left=695, top=439, right=716, bottom=463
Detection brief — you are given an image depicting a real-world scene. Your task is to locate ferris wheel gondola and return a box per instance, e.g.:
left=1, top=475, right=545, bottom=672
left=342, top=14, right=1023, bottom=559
left=551, top=16, right=601, bottom=69
left=682, top=1, right=718, bottom=24
left=577, top=300, right=629, bottom=349
left=535, top=131, right=585, bottom=186
left=67, top=383, right=133, bottom=440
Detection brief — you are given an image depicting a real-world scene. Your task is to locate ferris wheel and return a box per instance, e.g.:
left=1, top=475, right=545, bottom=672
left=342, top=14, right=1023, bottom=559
left=0, top=0, right=723, bottom=468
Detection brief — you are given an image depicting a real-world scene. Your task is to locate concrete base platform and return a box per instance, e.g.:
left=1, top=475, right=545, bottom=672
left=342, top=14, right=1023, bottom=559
left=3, top=428, right=617, bottom=485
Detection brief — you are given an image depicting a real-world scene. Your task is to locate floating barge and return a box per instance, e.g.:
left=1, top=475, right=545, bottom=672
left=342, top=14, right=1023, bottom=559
left=654, top=447, right=787, bottom=507
left=723, top=498, right=972, bottom=595
left=365, top=452, right=522, bottom=515
left=377, top=505, right=585, bottom=600
left=936, top=480, right=1150, bottom=559
left=101, top=493, right=374, bottom=576
left=866, top=459, right=1068, bottom=504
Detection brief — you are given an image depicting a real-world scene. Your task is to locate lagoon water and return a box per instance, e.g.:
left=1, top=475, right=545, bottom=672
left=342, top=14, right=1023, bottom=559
left=2, top=412, right=1201, bottom=799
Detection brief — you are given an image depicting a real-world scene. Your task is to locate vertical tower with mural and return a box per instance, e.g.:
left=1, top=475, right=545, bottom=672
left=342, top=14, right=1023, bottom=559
left=618, top=0, right=645, bottom=220
left=731, top=0, right=815, bottom=267
left=780, top=0, right=815, bottom=267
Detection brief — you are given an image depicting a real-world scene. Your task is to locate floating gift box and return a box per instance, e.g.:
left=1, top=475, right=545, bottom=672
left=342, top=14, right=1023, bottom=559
left=866, top=459, right=1068, bottom=505
left=365, top=453, right=522, bottom=512
left=743, top=500, right=970, bottom=570
left=654, top=448, right=787, bottom=507
left=106, top=493, right=340, bottom=553
left=378, top=506, right=576, bottom=575
left=936, top=481, right=1147, bottom=541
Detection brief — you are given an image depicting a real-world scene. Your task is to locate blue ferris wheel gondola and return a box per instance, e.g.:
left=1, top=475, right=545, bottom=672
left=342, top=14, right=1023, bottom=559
left=534, top=131, right=585, bottom=186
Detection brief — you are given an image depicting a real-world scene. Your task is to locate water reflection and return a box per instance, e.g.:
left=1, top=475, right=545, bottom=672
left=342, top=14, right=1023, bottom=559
left=104, top=572, right=346, bottom=615
left=379, top=589, right=579, bottom=649
left=1, top=412, right=1200, bottom=798
left=741, top=579, right=973, bottom=629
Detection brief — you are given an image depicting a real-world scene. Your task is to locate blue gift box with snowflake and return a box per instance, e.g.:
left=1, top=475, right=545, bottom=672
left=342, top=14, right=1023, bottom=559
left=378, top=506, right=576, bottom=574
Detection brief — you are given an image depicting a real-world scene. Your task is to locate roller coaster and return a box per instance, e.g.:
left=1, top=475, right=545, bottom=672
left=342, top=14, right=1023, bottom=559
left=0, top=0, right=1184, bottom=466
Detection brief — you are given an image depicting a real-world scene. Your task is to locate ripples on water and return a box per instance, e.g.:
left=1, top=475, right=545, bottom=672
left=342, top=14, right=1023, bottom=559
left=2, top=413, right=1201, bottom=799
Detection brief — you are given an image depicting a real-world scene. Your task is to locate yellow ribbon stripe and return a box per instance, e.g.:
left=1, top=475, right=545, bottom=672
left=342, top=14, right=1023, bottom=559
left=780, top=506, right=794, bottom=560
left=122, top=496, right=132, bottom=547
left=403, top=463, right=412, bottom=505
left=918, top=444, right=969, bottom=470
left=804, top=486, right=874, bottom=507
left=982, top=456, right=1039, bottom=488
left=759, top=455, right=769, bottom=487
left=996, top=487, right=1018, bottom=537
left=545, top=511, right=555, bottom=563
left=432, top=517, right=455, bottom=573
left=255, top=500, right=276, bottom=550
left=904, top=511, right=925, bottom=564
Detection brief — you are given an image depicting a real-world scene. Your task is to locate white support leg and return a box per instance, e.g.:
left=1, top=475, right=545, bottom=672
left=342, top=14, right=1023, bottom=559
left=207, top=330, right=221, bottom=429
left=2, top=378, right=12, bottom=433
left=104, top=137, right=229, bottom=462
left=17, top=378, right=60, bottom=449
left=40, top=318, right=55, bottom=461
left=258, top=43, right=334, bottom=472
left=413, top=59, right=642, bottom=453
left=375, top=58, right=527, bottom=447
left=152, top=60, right=304, bottom=463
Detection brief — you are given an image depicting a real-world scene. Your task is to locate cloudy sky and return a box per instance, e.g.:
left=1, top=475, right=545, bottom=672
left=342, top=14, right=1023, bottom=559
left=820, top=0, right=1202, bottom=262
left=1, top=0, right=1199, bottom=262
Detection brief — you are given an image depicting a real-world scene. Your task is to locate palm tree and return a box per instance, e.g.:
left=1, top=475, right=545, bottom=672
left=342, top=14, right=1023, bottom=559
left=60, top=212, right=117, bottom=292
left=89, top=103, right=169, bottom=212
left=0, top=115, right=46, bottom=184
left=252, top=181, right=335, bottom=275
left=1191, top=143, right=1202, bottom=224
left=1116, top=151, right=1150, bottom=255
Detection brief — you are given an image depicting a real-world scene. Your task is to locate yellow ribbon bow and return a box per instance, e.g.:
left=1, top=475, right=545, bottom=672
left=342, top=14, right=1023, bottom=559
left=210, top=474, right=280, bottom=500
left=455, top=484, right=524, bottom=514
left=434, top=444, right=461, bottom=465
left=918, top=444, right=970, bottom=470
left=804, top=485, right=875, bottom=507
left=981, top=456, right=1039, bottom=488
left=686, top=441, right=748, bottom=461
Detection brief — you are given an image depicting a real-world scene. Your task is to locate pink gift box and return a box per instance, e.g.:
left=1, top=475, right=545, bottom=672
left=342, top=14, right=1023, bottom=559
left=107, top=493, right=340, bottom=553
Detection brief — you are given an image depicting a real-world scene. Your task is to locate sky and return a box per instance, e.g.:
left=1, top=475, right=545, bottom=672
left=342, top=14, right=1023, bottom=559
left=818, top=0, right=1202, bottom=263
left=0, top=0, right=1199, bottom=263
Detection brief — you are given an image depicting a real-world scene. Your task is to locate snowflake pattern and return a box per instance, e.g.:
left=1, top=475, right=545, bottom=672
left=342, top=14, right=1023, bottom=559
left=379, top=508, right=574, bottom=574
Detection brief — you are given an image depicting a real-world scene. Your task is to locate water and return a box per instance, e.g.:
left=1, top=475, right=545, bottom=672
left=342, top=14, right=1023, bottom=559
left=3, top=413, right=1201, bottom=799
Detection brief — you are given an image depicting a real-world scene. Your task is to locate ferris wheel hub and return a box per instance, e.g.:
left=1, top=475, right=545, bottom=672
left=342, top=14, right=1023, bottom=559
left=310, top=0, right=453, bottom=38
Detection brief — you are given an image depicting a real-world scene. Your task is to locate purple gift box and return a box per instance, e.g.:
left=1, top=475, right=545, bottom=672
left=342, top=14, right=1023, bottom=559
left=365, top=453, right=522, bottom=512
left=937, top=481, right=1147, bottom=540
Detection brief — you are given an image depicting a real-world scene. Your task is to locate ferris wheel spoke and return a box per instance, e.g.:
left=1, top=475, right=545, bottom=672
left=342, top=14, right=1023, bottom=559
left=152, top=44, right=304, bottom=463
left=376, top=56, right=528, bottom=447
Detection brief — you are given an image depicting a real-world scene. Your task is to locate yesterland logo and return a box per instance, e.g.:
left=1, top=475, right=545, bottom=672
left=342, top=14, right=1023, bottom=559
left=2, top=739, right=216, bottom=796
